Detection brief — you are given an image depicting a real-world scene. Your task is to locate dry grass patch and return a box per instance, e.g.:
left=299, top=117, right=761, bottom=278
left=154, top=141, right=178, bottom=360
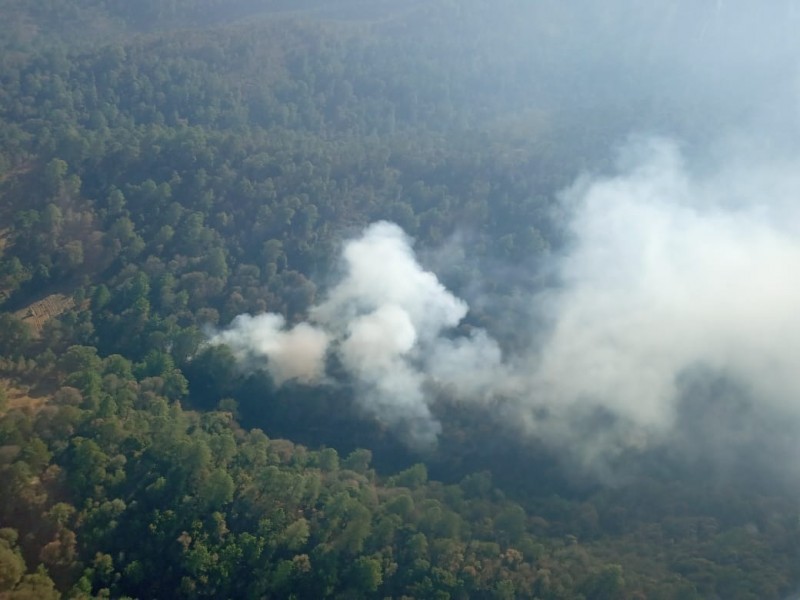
left=13, top=293, right=75, bottom=336
left=1, top=378, right=48, bottom=414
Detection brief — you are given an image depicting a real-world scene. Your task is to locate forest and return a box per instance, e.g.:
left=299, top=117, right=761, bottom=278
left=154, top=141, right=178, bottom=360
left=1, top=1, right=800, bottom=598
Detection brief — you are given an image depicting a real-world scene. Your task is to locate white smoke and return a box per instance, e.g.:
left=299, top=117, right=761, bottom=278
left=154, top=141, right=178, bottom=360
left=520, top=138, right=800, bottom=465
left=208, top=313, right=329, bottom=386
left=209, top=221, right=499, bottom=447
left=311, top=221, right=468, bottom=338
left=210, top=141, right=800, bottom=464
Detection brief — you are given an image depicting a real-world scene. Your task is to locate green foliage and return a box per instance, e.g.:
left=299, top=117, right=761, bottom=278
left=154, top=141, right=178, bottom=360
left=0, top=531, right=25, bottom=591
left=0, top=2, right=798, bottom=599
left=0, top=315, right=31, bottom=360
left=0, top=351, right=798, bottom=598
left=392, top=463, right=428, bottom=488
left=198, top=468, right=235, bottom=510
left=348, top=555, right=383, bottom=593
left=280, top=518, right=310, bottom=552
left=579, top=564, right=626, bottom=600
left=317, top=447, right=339, bottom=472
left=342, top=448, right=372, bottom=475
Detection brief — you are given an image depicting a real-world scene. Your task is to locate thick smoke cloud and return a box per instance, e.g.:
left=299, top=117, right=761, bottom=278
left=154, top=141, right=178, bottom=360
left=210, top=140, right=800, bottom=470
left=203, top=1, right=800, bottom=478
left=208, top=313, right=329, bottom=386
left=209, top=221, right=501, bottom=447
left=520, top=138, right=800, bottom=469
left=312, top=222, right=468, bottom=337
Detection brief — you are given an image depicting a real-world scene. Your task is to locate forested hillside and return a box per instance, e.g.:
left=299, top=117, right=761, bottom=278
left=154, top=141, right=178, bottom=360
left=1, top=1, right=800, bottom=598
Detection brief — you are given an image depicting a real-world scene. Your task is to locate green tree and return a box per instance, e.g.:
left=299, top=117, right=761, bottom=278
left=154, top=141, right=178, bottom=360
left=199, top=468, right=235, bottom=511
left=4, top=565, right=60, bottom=600
left=393, top=463, right=428, bottom=489
left=0, top=530, right=25, bottom=592
left=580, top=564, right=626, bottom=600
left=0, top=315, right=32, bottom=359
left=348, top=556, right=383, bottom=593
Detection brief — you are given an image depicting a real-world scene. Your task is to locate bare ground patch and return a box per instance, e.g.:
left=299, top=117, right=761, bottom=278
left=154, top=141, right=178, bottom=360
left=14, top=293, right=75, bottom=336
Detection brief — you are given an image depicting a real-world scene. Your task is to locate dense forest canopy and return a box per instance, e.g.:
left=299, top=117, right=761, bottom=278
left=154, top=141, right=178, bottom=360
left=2, top=1, right=800, bottom=598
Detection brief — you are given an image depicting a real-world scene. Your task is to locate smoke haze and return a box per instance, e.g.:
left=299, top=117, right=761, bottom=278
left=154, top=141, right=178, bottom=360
left=520, top=138, right=800, bottom=469
left=209, top=313, right=329, bottom=386
left=205, top=0, right=800, bottom=473
left=210, top=221, right=504, bottom=447
left=210, top=135, right=800, bottom=476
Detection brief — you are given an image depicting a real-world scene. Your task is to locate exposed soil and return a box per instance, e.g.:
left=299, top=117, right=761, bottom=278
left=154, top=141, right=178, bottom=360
left=13, top=293, right=75, bottom=336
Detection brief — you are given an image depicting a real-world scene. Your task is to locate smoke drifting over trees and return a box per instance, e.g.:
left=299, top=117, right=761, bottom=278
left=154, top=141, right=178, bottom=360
left=523, top=138, right=800, bottom=471
left=5, top=0, right=800, bottom=597
left=209, top=313, right=329, bottom=385
left=210, top=132, right=800, bottom=478
left=207, top=0, right=800, bottom=466
left=210, top=221, right=506, bottom=447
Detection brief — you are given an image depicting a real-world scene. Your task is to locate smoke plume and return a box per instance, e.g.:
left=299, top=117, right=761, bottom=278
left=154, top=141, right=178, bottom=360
left=208, top=313, right=329, bottom=386
left=209, top=221, right=501, bottom=447
left=210, top=140, right=800, bottom=468
left=520, top=138, right=800, bottom=469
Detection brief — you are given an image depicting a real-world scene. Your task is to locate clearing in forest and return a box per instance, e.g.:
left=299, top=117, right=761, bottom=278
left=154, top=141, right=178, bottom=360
left=13, top=293, right=75, bottom=336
